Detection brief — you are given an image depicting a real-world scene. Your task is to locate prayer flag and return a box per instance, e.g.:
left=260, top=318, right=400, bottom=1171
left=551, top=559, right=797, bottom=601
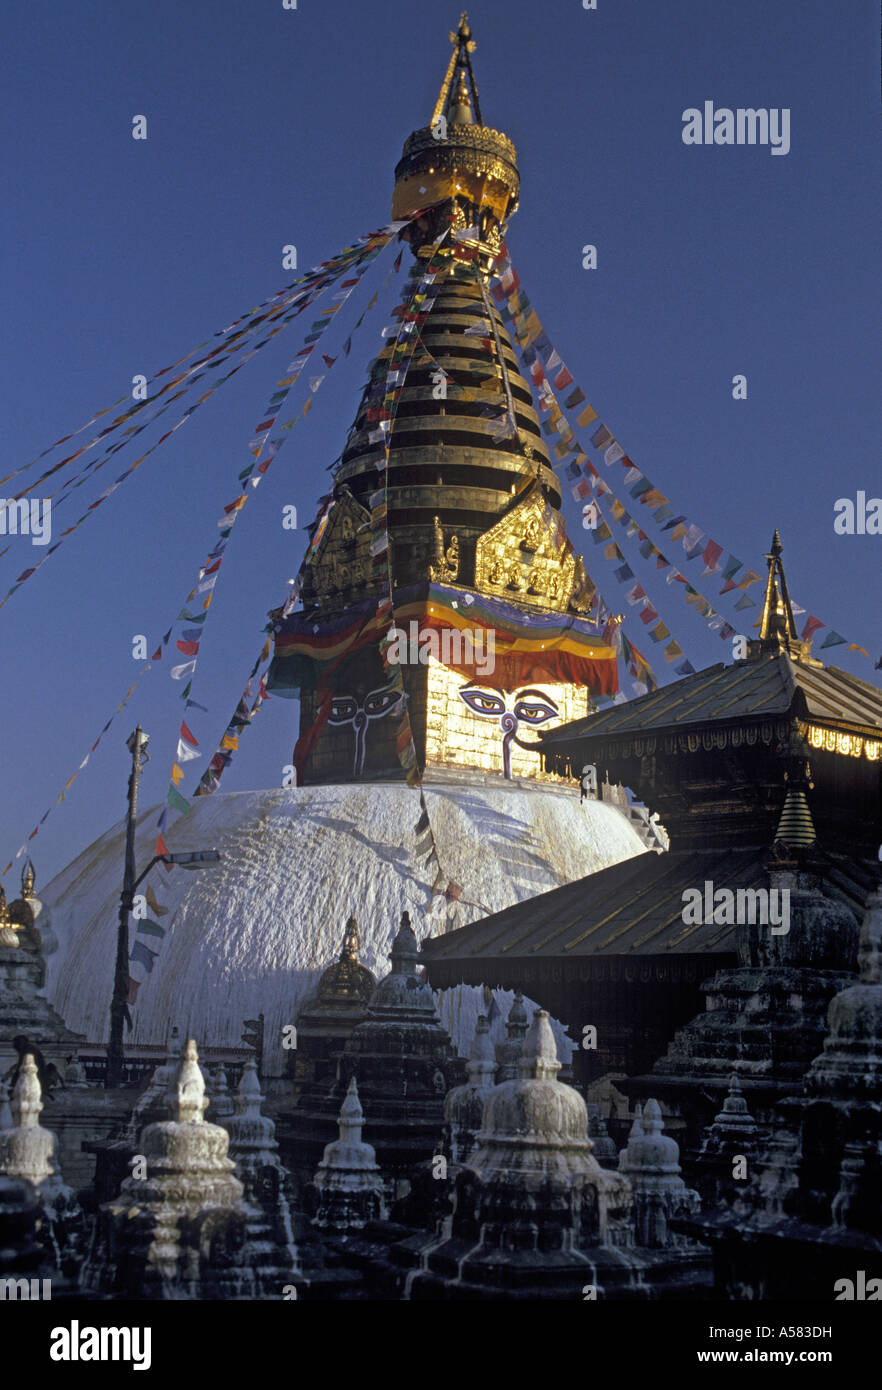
left=131, top=940, right=159, bottom=974
left=166, top=785, right=191, bottom=815
left=139, top=919, right=166, bottom=939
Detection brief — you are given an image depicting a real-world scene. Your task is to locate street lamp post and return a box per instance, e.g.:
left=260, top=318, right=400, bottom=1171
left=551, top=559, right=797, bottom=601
left=107, top=726, right=150, bottom=1088
left=105, top=721, right=221, bottom=1089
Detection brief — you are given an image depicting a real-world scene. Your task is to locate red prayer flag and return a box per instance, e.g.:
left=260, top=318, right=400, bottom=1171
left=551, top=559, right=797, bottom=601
left=176, top=640, right=199, bottom=656
left=801, top=615, right=825, bottom=641
left=702, top=539, right=723, bottom=570
left=179, top=720, right=199, bottom=747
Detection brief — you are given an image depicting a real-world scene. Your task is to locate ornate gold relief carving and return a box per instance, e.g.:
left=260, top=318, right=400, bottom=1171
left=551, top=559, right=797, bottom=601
left=310, top=489, right=372, bottom=600
left=429, top=514, right=460, bottom=582
left=474, top=484, right=576, bottom=612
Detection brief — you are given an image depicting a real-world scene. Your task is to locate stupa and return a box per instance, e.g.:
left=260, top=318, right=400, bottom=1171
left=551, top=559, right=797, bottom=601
left=617, top=1099, right=700, bottom=1249
left=307, top=1077, right=386, bottom=1232
left=493, top=989, right=528, bottom=1081
left=0, top=1053, right=85, bottom=1276
left=288, top=917, right=376, bottom=1098
left=443, top=1014, right=497, bottom=1164
left=684, top=882, right=882, bottom=1298
left=395, top=1010, right=643, bottom=1299
left=0, top=863, right=83, bottom=1076
left=84, top=1040, right=256, bottom=1300
left=292, top=912, right=460, bottom=1180
left=225, top=1058, right=302, bottom=1293
left=39, top=13, right=646, bottom=1076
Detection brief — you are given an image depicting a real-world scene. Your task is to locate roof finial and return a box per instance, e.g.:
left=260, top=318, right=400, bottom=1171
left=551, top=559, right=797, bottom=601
left=176, top=1039, right=208, bottom=1124
left=775, top=784, right=817, bottom=850
left=21, top=860, right=36, bottom=899
left=430, top=12, right=482, bottom=129
left=759, top=529, right=798, bottom=647
left=341, top=915, right=361, bottom=961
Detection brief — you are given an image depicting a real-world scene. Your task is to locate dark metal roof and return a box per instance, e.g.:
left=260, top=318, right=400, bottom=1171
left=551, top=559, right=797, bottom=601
left=540, top=652, right=882, bottom=748
left=420, top=845, right=877, bottom=964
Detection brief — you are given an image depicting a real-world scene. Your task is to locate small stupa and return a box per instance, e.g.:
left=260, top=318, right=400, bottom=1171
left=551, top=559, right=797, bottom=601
left=494, top=990, right=528, bottom=1082
left=443, top=1014, right=497, bottom=1164
left=225, top=1058, right=302, bottom=1291
left=210, top=1065, right=235, bottom=1121
left=0, top=864, right=84, bottom=1078
left=84, top=1040, right=255, bottom=1300
left=308, top=1077, right=386, bottom=1232
left=396, top=1010, right=646, bottom=1299
left=0, top=1053, right=84, bottom=1275
left=586, top=1102, right=619, bottom=1169
left=617, top=1098, right=700, bottom=1249
left=292, top=912, right=459, bottom=1181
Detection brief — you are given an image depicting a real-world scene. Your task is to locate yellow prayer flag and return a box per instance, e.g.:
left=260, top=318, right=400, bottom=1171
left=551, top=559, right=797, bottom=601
left=577, top=405, right=599, bottom=428
left=171, top=763, right=185, bottom=786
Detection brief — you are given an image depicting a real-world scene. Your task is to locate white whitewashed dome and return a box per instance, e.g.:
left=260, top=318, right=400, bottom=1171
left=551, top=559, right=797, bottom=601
left=42, top=780, right=645, bottom=1072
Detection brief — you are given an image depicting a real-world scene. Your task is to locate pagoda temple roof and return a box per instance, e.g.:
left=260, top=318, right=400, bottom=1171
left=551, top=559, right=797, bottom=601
left=420, top=842, right=877, bottom=977
left=540, top=650, right=882, bottom=752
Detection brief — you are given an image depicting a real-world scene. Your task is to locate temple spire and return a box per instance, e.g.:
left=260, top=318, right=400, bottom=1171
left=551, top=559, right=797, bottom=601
left=752, top=530, right=820, bottom=665
left=431, top=13, right=482, bottom=128
left=759, top=530, right=798, bottom=646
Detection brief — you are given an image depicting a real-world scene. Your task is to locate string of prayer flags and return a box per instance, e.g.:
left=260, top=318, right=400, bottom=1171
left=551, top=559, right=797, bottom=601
left=155, top=231, right=406, bottom=832
left=0, top=621, right=178, bottom=878
left=1, top=217, right=413, bottom=891
left=492, top=246, right=870, bottom=666
left=492, top=248, right=870, bottom=669
left=0, top=220, right=412, bottom=613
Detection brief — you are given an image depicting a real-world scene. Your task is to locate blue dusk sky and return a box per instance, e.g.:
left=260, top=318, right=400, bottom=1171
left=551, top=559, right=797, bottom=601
left=1, top=0, right=879, bottom=887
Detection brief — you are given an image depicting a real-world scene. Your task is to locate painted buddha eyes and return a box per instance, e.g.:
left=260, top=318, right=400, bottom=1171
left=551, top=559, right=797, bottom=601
left=330, top=687, right=401, bottom=724
left=329, top=696, right=358, bottom=723
left=363, top=687, right=402, bottom=717
left=458, top=685, right=559, bottom=724
left=459, top=687, right=506, bottom=718
left=513, top=691, right=559, bottom=725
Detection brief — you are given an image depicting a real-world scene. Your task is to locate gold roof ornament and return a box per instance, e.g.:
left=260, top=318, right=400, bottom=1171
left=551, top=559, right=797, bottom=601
left=0, top=883, right=20, bottom=948
left=21, top=859, right=36, bottom=899
left=341, top=916, right=360, bottom=960
left=317, top=916, right=376, bottom=1005
left=392, top=14, right=519, bottom=230
left=752, top=531, right=821, bottom=665
left=448, top=68, right=475, bottom=128
left=431, top=13, right=480, bottom=129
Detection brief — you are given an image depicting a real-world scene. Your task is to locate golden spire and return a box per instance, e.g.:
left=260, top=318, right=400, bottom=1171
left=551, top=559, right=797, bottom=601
left=0, top=884, right=7, bottom=925
left=392, top=14, right=518, bottom=232
left=759, top=530, right=798, bottom=646
left=431, top=13, right=481, bottom=128
left=449, top=68, right=475, bottom=126
left=317, top=916, right=375, bottom=1005
left=21, top=859, right=36, bottom=899
left=341, top=915, right=361, bottom=961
